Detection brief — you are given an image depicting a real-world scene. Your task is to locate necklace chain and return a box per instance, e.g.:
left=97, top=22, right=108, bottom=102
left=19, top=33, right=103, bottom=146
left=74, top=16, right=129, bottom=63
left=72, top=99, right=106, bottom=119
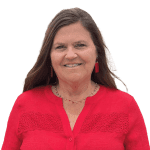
left=54, top=83, right=98, bottom=104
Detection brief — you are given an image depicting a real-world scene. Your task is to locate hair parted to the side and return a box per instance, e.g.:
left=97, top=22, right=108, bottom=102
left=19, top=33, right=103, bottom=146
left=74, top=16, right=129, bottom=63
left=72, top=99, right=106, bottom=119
left=23, top=7, right=128, bottom=93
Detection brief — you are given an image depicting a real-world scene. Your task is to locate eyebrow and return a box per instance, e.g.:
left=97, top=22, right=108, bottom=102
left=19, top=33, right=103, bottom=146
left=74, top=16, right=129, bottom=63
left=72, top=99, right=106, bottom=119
left=53, top=40, right=87, bottom=46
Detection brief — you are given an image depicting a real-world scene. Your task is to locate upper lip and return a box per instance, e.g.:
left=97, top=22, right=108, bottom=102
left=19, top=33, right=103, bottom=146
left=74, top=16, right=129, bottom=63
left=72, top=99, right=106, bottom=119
left=64, top=63, right=82, bottom=66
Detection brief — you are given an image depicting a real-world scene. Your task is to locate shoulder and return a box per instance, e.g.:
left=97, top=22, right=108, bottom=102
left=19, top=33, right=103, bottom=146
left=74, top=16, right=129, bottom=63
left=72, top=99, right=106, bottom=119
left=101, top=85, right=134, bottom=105
left=14, top=85, right=48, bottom=107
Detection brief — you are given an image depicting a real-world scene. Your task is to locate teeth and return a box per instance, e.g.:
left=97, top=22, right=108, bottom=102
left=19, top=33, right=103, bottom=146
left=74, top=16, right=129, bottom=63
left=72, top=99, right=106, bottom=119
left=65, top=64, right=81, bottom=67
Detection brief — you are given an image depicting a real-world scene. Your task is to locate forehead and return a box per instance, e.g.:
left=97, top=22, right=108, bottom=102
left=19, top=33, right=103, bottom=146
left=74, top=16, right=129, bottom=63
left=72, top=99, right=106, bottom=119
left=53, top=22, right=92, bottom=44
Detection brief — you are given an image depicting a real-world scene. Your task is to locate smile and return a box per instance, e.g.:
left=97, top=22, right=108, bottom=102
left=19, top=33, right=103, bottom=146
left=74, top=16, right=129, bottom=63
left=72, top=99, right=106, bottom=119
left=64, top=63, right=82, bottom=68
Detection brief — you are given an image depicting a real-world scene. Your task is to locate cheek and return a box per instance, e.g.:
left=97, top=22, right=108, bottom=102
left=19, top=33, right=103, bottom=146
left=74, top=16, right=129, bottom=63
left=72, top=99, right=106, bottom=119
left=50, top=53, right=60, bottom=66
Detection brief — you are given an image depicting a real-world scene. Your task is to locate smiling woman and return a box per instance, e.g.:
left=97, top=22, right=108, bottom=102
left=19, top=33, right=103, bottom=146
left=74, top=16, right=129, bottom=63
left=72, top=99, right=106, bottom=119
left=1, top=7, right=149, bottom=150
left=19, top=7, right=129, bottom=104
left=22, top=7, right=127, bottom=93
left=50, top=21, right=98, bottom=97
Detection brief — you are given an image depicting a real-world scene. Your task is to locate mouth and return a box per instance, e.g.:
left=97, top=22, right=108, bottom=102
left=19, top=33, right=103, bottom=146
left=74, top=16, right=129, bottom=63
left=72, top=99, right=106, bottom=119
left=64, top=63, right=82, bottom=68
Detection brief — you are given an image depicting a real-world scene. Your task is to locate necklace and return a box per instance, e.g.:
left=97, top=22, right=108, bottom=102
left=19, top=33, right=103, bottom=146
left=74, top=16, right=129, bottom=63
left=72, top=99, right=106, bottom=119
left=54, top=83, right=98, bottom=104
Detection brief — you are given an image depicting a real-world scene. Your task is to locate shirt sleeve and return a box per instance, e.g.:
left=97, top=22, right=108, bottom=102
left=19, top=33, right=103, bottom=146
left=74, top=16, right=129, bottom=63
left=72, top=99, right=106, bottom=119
left=124, top=97, right=150, bottom=150
left=1, top=96, right=22, bottom=150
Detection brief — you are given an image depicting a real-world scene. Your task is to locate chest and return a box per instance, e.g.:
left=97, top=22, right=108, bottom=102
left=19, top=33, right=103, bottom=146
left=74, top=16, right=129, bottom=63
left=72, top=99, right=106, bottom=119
left=63, top=102, right=85, bottom=131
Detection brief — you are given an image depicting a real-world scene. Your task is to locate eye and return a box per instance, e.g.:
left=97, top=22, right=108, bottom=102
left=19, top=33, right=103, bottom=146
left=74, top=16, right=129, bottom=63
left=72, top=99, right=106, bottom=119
left=55, top=43, right=86, bottom=50
left=56, top=45, right=65, bottom=49
left=75, top=44, right=86, bottom=48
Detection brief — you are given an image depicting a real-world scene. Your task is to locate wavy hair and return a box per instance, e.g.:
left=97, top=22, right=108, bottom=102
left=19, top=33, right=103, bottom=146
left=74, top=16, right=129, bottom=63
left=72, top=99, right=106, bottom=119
left=23, top=7, right=128, bottom=93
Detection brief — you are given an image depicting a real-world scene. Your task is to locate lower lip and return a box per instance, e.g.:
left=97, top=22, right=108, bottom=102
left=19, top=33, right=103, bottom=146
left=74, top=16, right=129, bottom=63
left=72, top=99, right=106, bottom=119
left=64, top=64, right=82, bottom=68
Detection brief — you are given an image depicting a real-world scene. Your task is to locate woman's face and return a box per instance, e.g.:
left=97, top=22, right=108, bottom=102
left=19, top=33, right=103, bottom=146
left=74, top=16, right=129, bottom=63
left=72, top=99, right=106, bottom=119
left=50, top=22, right=97, bottom=84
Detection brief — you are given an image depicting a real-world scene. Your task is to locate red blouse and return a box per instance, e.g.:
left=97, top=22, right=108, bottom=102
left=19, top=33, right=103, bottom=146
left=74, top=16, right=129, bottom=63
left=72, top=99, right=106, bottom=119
left=1, top=85, right=150, bottom=150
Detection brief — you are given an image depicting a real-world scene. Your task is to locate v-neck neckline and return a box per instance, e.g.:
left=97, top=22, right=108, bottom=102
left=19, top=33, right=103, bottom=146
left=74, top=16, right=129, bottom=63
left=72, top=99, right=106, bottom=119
left=45, top=84, right=106, bottom=136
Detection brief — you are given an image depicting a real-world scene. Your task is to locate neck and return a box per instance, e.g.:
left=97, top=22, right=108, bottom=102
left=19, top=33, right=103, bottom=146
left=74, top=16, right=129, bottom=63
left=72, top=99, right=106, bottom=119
left=56, top=80, right=95, bottom=100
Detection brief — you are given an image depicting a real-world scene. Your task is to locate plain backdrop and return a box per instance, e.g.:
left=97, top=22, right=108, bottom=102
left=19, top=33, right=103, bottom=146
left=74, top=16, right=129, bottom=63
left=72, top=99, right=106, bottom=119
left=0, top=0, right=150, bottom=146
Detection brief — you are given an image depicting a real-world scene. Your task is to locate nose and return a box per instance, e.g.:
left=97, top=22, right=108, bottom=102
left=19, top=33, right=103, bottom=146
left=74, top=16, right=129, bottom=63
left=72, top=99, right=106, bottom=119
left=65, top=46, right=77, bottom=59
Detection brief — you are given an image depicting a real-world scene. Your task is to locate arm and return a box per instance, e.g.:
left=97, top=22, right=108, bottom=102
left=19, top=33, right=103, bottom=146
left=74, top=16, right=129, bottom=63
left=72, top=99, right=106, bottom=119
left=124, top=97, right=150, bottom=150
left=1, top=97, right=22, bottom=150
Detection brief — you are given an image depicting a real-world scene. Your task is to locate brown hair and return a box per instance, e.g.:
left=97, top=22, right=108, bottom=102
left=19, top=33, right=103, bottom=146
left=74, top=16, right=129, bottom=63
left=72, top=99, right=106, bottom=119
left=23, top=7, right=128, bottom=93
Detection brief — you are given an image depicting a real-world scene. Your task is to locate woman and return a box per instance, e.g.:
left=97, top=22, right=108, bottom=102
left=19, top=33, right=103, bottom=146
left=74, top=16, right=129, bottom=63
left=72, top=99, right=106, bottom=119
left=2, top=8, right=149, bottom=150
